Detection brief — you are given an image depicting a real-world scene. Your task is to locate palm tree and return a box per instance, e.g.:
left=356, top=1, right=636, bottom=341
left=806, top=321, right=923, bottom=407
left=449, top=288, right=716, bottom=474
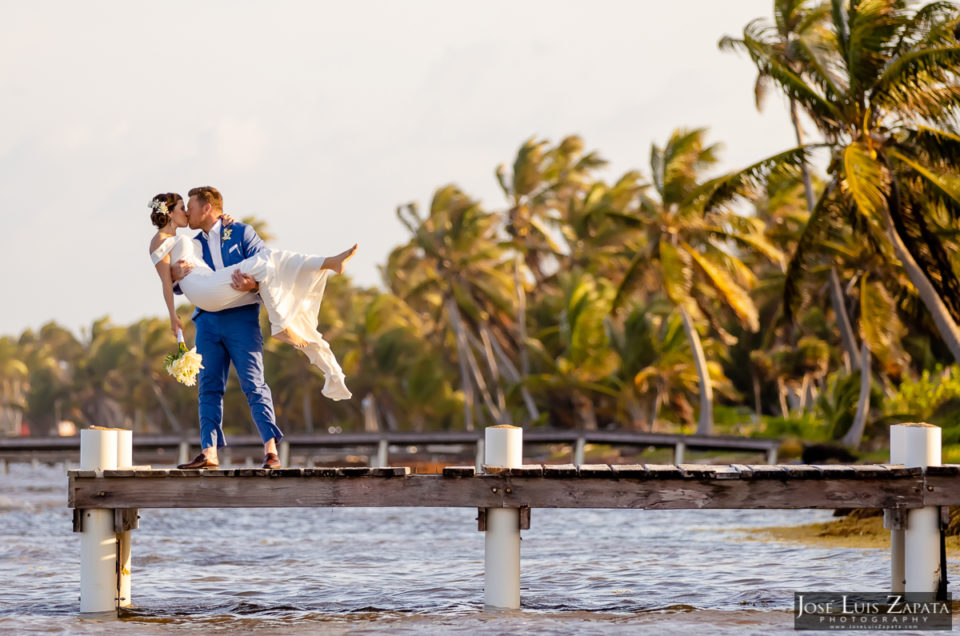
left=525, top=269, right=619, bottom=430
left=730, top=0, right=960, bottom=363
left=0, top=337, right=28, bottom=435
left=720, top=0, right=863, bottom=371
left=386, top=185, right=516, bottom=429
left=613, top=128, right=784, bottom=435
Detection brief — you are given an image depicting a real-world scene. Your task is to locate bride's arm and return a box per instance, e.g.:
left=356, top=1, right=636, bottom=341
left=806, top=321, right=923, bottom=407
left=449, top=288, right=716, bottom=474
left=150, top=236, right=184, bottom=337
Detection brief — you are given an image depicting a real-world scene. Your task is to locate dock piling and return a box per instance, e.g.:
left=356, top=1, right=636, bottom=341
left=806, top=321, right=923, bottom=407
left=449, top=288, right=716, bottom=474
left=483, top=425, right=522, bottom=610
left=897, top=424, right=942, bottom=594
left=79, top=428, right=119, bottom=614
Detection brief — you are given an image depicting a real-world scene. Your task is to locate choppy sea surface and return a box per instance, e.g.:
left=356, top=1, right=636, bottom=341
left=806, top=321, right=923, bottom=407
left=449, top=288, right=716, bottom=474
left=2, top=462, right=958, bottom=635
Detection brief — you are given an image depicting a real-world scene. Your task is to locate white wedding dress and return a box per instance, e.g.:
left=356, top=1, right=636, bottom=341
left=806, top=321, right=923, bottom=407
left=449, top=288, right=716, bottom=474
left=151, top=234, right=352, bottom=401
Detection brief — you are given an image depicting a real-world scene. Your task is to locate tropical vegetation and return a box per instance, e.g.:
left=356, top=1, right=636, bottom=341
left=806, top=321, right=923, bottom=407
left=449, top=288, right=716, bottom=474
left=2, top=0, right=958, bottom=456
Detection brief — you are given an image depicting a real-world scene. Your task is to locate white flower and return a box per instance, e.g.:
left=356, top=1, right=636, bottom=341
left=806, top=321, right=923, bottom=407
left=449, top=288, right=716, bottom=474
left=149, top=199, right=169, bottom=216
left=164, top=347, right=203, bottom=386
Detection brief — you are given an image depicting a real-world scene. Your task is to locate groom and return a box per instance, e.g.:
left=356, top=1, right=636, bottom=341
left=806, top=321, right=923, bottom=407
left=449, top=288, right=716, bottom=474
left=170, top=186, right=284, bottom=469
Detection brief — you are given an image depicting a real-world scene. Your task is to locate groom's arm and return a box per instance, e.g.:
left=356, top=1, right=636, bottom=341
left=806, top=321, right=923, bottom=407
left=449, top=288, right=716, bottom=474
left=230, top=223, right=267, bottom=292
left=241, top=224, right=267, bottom=258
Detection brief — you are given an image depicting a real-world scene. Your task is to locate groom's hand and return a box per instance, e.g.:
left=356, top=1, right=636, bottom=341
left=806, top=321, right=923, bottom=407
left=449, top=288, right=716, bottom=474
left=171, top=260, right=194, bottom=282
left=231, top=270, right=258, bottom=292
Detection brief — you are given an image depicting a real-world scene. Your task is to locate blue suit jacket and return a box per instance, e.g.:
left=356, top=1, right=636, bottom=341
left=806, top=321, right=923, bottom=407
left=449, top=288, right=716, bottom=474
left=176, top=220, right=268, bottom=318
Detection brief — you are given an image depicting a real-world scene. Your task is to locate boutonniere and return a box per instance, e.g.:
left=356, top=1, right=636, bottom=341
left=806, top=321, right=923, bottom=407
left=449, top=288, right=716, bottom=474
left=221, top=227, right=233, bottom=242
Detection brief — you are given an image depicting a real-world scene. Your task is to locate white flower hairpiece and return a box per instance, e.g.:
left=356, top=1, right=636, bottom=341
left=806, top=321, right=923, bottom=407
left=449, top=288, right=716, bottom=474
left=149, top=199, right=169, bottom=216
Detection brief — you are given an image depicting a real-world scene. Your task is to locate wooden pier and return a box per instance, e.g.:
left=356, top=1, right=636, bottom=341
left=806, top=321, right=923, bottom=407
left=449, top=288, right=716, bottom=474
left=67, top=424, right=952, bottom=614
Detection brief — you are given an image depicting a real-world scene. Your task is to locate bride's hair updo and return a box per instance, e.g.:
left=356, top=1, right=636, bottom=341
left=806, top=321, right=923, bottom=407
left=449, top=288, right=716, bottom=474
left=149, top=193, right=183, bottom=229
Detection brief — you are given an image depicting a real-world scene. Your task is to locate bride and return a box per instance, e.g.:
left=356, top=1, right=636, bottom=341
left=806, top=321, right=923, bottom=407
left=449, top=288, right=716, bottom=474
left=148, top=192, right=356, bottom=400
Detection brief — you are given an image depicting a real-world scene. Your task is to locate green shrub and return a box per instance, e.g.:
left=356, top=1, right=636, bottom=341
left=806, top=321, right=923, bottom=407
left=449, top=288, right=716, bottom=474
left=884, top=365, right=960, bottom=419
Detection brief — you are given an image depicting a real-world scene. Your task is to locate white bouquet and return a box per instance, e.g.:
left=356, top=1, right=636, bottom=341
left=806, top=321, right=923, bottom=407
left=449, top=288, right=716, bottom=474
left=164, top=329, right=204, bottom=386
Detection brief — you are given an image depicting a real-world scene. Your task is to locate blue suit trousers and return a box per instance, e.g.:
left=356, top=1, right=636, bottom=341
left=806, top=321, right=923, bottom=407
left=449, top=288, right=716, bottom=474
left=194, top=304, right=281, bottom=448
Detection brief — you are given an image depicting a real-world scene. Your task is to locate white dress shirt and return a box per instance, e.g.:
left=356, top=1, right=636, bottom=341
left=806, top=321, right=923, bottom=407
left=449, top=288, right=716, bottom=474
left=203, top=219, right=226, bottom=271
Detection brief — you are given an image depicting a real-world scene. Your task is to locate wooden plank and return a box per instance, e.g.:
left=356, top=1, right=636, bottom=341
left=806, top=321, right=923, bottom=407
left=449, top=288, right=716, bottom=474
left=442, top=466, right=476, bottom=478
left=922, top=471, right=960, bottom=506
left=577, top=464, right=616, bottom=478
left=542, top=464, right=579, bottom=477
left=339, top=467, right=374, bottom=477
left=846, top=465, right=891, bottom=478
left=642, top=464, right=683, bottom=479
left=678, top=464, right=718, bottom=479
left=502, top=465, right=544, bottom=478
left=69, top=472, right=933, bottom=510
left=781, top=465, right=823, bottom=479
left=679, top=464, right=741, bottom=480
left=925, top=465, right=960, bottom=477
left=731, top=464, right=754, bottom=478
left=302, top=467, right=341, bottom=477
left=610, top=464, right=649, bottom=479
left=742, top=465, right=788, bottom=480
left=812, top=465, right=858, bottom=478
left=880, top=464, right=922, bottom=477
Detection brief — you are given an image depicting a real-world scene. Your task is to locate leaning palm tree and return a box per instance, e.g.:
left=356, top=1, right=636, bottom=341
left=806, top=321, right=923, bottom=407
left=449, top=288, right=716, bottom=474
left=385, top=186, right=516, bottom=429
left=720, top=0, right=863, bottom=371
left=728, top=0, right=960, bottom=363
left=613, top=128, right=784, bottom=435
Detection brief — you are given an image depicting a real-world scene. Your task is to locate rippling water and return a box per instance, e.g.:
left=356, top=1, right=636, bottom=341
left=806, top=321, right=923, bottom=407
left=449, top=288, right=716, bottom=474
left=2, top=462, right=957, bottom=634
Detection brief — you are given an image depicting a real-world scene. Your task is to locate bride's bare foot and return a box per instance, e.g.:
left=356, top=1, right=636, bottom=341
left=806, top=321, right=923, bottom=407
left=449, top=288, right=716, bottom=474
left=323, top=243, right=358, bottom=275
left=275, top=328, right=308, bottom=348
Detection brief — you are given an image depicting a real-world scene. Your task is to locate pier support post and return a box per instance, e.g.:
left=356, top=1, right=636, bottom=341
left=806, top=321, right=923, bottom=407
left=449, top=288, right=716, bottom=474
left=674, top=441, right=685, bottom=464
left=475, top=439, right=485, bottom=472
left=887, top=426, right=907, bottom=593
left=116, top=429, right=133, bottom=608
left=177, top=441, right=189, bottom=466
left=895, top=424, right=941, bottom=594
left=573, top=437, right=585, bottom=466
left=279, top=440, right=291, bottom=468
left=371, top=439, right=388, bottom=468
left=79, top=428, right=119, bottom=614
left=484, top=425, right=522, bottom=609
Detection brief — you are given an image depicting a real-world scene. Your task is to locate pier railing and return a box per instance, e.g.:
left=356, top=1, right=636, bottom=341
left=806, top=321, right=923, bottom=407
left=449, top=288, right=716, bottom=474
left=5, top=428, right=781, bottom=467
left=66, top=424, right=947, bottom=614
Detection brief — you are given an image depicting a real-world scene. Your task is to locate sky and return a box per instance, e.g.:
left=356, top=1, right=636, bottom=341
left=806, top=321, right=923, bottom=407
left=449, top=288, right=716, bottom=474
left=0, top=0, right=805, bottom=339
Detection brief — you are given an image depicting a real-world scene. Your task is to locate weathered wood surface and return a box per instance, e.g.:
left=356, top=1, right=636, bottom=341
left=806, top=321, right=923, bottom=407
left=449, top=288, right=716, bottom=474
left=67, top=463, right=949, bottom=511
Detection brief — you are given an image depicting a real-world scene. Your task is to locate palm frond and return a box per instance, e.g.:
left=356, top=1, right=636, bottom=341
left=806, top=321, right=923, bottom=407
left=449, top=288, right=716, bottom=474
left=783, top=181, right=845, bottom=321
left=683, top=242, right=760, bottom=332
left=842, top=141, right=890, bottom=224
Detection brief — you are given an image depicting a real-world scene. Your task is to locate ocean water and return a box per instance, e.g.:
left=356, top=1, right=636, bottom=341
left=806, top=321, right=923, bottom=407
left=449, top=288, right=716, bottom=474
left=1, top=462, right=956, bottom=634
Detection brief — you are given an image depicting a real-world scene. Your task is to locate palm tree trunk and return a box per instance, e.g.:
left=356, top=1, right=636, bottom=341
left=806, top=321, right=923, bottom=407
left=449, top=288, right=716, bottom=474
left=752, top=372, right=763, bottom=421
left=777, top=376, right=789, bottom=417
left=151, top=380, right=182, bottom=434
left=798, top=374, right=810, bottom=414
left=650, top=385, right=663, bottom=432
left=790, top=98, right=859, bottom=371
left=479, top=328, right=507, bottom=416
left=302, top=389, right=313, bottom=433
left=446, top=299, right=502, bottom=426
left=515, top=254, right=530, bottom=378
left=480, top=327, right=539, bottom=420
left=842, top=344, right=871, bottom=448
left=883, top=187, right=960, bottom=363
left=678, top=305, right=714, bottom=435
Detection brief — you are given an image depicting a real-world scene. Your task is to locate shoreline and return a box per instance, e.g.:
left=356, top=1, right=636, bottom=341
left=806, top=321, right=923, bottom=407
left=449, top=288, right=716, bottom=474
left=744, top=510, right=960, bottom=553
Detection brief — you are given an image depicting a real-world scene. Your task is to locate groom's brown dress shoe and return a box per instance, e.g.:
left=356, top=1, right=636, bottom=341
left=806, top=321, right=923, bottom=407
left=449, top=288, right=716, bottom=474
left=263, top=452, right=281, bottom=469
left=177, top=454, right=219, bottom=469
